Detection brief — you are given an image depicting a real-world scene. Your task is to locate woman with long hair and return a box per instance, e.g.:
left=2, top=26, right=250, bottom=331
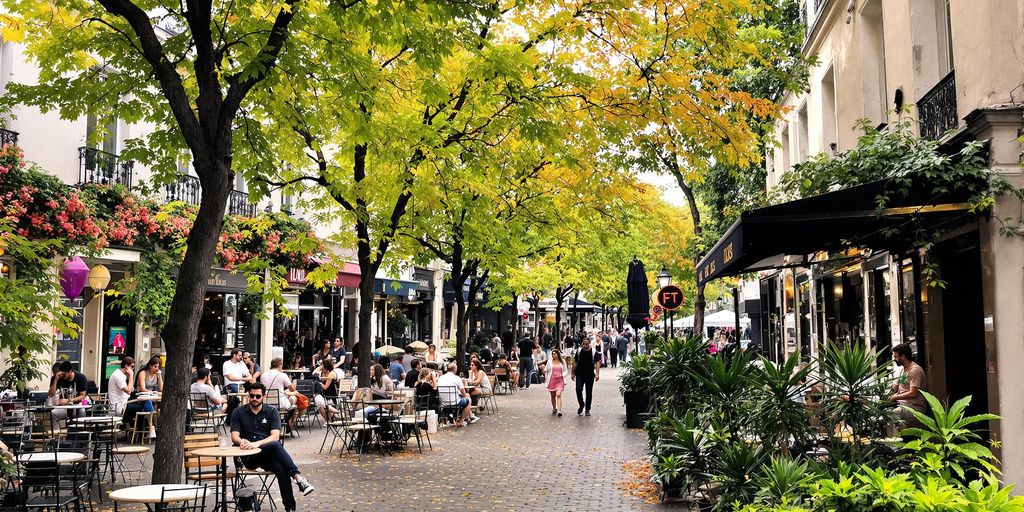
left=136, top=356, right=164, bottom=393
left=546, top=349, right=568, bottom=417
left=466, top=359, right=491, bottom=407
left=424, top=344, right=440, bottom=363
left=314, top=359, right=339, bottom=422
left=312, top=339, right=333, bottom=368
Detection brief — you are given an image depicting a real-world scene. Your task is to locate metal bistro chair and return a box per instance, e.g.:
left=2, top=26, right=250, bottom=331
left=22, top=451, right=81, bottom=512
left=294, top=379, right=321, bottom=432
left=437, top=386, right=462, bottom=425
left=492, top=367, right=513, bottom=395
left=57, top=431, right=99, bottom=510
left=397, top=394, right=433, bottom=453
left=140, top=485, right=209, bottom=512
left=319, top=396, right=348, bottom=454
left=339, top=399, right=382, bottom=461
left=188, top=392, right=227, bottom=434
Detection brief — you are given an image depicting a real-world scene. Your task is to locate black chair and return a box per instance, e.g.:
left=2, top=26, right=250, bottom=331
left=397, top=394, right=433, bottom=453
left=152, top=485, right=208, bottom=512
left=22, top=451, right=81, bottom=512
left=437, top=386, right=462, bottom=425
left=58, top=431, right=99, bottom=510
left=294, top=380, right=320, bottom=432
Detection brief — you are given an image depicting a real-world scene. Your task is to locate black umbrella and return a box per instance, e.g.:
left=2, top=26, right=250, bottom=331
left=626, top=257, right=650, bottom=330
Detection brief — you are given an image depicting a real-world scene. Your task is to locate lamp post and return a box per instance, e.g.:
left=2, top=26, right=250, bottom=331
left=657, top=265, right=671, bottom=340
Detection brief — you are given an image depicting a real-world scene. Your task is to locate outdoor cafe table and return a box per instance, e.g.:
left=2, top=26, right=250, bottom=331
left=71, top=415, right=123, bottom=423
left=17, top=451, right=86, bottom=464
left=191, top=446, right=261, bottom=512
left=284, top=368, right=312, bottom=379
left=110, top=484, right=209, bottom=512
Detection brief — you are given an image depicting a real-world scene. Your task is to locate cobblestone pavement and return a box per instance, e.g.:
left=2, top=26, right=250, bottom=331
left=279, top=367, right=657, bottom=512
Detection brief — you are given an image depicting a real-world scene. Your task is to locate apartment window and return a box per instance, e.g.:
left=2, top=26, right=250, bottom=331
left=937, top=0, right=954, bottom=75
left=796, top=105, right=809, bottom=164
left=86, top=112, right=118, bottom=155
left=820, top=66, right=838, bottom=153
left=780, top=128, right=791, bottom=172
left=859, top=0, right=887, bottom=125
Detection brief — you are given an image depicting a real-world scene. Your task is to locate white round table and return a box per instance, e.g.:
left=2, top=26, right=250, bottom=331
left=53, top=404, right=88, bottom=410
left=110, top=484, right=208, bottom=504
left=73, top=415, right=123, bottom=423
left=17, top=451, right=86, bottom=464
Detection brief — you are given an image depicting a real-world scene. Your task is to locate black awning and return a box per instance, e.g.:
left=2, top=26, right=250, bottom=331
left=696, top=175, right=978, bottom=285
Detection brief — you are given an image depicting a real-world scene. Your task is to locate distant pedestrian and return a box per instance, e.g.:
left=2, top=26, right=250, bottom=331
left=607, top=329, right=619, bottom=368
left=601, top=331, right=612, bottom=366
left=517, top=334, right=537, bottom=389
left=546, top=349, right=568, bottom=417
left=616, top=332, right=628, bottom=366
left=572, top=337, right=600, bottom=416
left=501, top=324, right=515, bottom=357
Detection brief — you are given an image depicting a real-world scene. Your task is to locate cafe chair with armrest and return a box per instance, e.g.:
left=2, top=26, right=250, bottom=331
left=294, top=379, right=321, bottom=432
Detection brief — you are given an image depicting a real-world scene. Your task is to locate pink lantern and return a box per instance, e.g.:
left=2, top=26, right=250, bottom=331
left=60, top=256, right=89, bottom=300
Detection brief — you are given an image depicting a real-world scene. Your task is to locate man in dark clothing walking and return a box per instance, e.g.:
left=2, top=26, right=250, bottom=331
left=616, top=332, right=628, bottom=366
left=517, top=334, right=537, bottom=388
left=572, top=337, right=600, bottom=415
left=501, top=324, right=515, bottom=357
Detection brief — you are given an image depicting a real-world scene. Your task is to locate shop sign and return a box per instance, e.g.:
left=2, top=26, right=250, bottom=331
left=207, top=269, right=249, bottom=291
left=657, top=285, right=685, bottom=311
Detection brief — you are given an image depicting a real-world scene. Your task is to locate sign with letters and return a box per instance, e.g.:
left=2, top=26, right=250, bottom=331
left=657, top=285, right=685, bottom=311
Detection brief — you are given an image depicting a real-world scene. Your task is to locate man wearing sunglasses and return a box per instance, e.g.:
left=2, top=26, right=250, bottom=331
left=230, top=382, right=314, bottom=512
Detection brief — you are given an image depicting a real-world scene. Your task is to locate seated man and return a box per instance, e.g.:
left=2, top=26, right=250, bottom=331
left=108, top=356, right=157, bottom=438
left=230, top=382, right=315, bottom=512
left=890, top=342, right=927, bottom=428
left=190, top=367, right=226, bottom=414
left=48, top=361, right=88, bottom=426
left=404, top=358, right=423, bottom=388
left=436, top=363, right=473, bottom=427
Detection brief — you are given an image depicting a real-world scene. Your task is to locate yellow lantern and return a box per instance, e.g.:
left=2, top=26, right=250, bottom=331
left=88, top=264, right=111, bottom=291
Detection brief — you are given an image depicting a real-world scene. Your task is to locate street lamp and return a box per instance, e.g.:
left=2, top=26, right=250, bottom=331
left=657, top=265, right=671, bottom=340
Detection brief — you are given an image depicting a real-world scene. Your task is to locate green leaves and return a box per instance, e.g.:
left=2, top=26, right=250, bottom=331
left=902, top=392, right=1001, bottom=481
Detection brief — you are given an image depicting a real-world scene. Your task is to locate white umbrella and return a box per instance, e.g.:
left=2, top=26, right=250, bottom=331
left=376, top=344, right=404, bottom=355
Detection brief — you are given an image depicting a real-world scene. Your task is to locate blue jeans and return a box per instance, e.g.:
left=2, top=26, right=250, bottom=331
left=456, top=397, right=470, bottom=408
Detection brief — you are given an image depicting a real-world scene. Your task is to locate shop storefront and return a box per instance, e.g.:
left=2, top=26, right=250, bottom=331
left=697, top=172, right=990, bottom=422
left=275, top=264, right=360, bottom=364
left=195, top=269, right=261, bottom=365
left=409, top=267, right=435, bottom=343
left=374, top=278, right=417, bottom=347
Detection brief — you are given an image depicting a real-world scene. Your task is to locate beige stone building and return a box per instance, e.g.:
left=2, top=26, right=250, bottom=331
left=697, top=0, right=1024, bottom=487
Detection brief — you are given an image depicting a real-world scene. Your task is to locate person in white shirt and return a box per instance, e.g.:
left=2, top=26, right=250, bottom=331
left=107, top=357, right=156, bottom=437
left=437, top=363, right=473, bottom=427
left=260, top=357, right=298, bottom=411
left=222, top=348, right=253, bottom=393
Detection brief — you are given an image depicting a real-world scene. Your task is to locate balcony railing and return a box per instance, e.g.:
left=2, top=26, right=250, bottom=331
left=78, top=146, right=134, bottom=188
left=814, top=0, right=827, bottom=13
left=228, top=189, right=256, bottom=217
left=165, top=173, right=202, bottom=206
left=917, top=70, right=958, bottom=141
left=0, top=128, right=19, bottom=147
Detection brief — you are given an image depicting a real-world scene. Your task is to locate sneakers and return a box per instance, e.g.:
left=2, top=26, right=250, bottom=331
left=577, top=406, right=584, bottom=416
left=551, top=409, right=557, bottom=416
left=585, top=410, right=591, bottom=416
left=296, top=476, right=314, bottom=496
left=557, top=410, right=563, bottom=417
left=468, top=416, right=480, bottom=425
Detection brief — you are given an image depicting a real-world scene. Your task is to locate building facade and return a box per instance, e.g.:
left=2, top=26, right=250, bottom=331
left=699, top=0, right=1024, bottom=487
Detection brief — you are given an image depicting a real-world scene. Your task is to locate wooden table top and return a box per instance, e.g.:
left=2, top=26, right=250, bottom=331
left=110, top=484, right=208, bottom=504
left=18, top=452, right=86, bottom=463
left=191, top=446, right=262, bottom=458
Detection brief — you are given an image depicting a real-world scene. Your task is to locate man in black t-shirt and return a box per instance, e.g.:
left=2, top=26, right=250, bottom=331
left=404, top=359, right=423, bottom=388
left=516, top=335, right=537, bottom=389
left=572, top=337, right=601, bottom=416
left=231, top=382, right=315, bottom=512
left=500, top=325, right=515, bottom=358
left=48, top=361, right=89, bottom=425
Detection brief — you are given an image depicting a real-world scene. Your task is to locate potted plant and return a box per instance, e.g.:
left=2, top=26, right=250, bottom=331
left=0, top=347, right=47, bottom=400
left=619, top=354, right=653, bottom=428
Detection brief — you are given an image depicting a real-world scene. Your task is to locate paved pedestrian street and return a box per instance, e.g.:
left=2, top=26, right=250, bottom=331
left=285, top=367, right=658, bottom=511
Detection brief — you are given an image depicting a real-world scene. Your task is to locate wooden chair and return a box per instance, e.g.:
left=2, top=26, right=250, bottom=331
left=184, top=437, right=234, bottom=505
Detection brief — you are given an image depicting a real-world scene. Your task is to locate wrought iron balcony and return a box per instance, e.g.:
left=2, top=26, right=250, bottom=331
left=917, top=70, right=958, bottom=141
left=228, top=189, right=256, bottom=217
left=78, top=146, right=134, bottom=187
left=0, top=128, right=18, bottom=147
left=165, top=173, right=202, bottom=206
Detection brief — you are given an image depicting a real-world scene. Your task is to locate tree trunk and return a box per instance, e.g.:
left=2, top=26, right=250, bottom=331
left=554, top=286, right=564, bottom=345
left=671, top=165, right=706, bottom=336
left=152, top=168, right=230, bottom=484
left=572, top=289, right=581, bottom=332
left=355, top=238, right=379, bottom=387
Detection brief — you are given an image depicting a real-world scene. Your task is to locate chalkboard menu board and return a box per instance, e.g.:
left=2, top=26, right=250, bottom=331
left=56, top=298, right=85, bottom=371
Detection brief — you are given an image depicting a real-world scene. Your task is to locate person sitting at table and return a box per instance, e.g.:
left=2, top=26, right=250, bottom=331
left=48, top=361, right=89, bottom=426
left=414, top=368, right=440, bottom=412
left=329, top=337, right=347, bottom=369
left=261, top=357, right=301, bottom=431
left=222, top=349, right=254, bottom=393
left=424, top=344, right=441, bottom=364
left=190, top=367, right=226, bottom=414
left=287, top=353, right=303, bottom=371
left=243, top=352, right=263, bottom=388
left=380, top=355, right=405, bottom=386
left=404, top=359, right=423, bottom=388
left=109, top=356, right=157, bottom=438
left=466, top=360, right=490, bottom=417
left=354, top=364, right=399, bottom=423
left=312, top=340, right=333, bottom=369
left=400, top=345, right=417, bottom=373
left=496, top=353, right=519, bottom=391
left=230, top=382, right=315, bottom=512
left=136, top=356, right=164, bottom=394
left=437, top=362, right=474, bottom=426
left=533, top=346, right=548, bottom=382
left=313, top=360, right=340, bottom=422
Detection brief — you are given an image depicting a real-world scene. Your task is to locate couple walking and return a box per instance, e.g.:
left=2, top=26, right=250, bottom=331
left=545, top=337, right=601, bottom=417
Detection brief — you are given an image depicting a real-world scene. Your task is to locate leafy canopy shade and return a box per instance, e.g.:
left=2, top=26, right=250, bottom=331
left=626, top=257, right=650, bottom=330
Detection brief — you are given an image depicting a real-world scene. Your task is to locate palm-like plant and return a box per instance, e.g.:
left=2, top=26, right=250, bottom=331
left=816, top=342, right=894, bottom=453
left=692, top=350, right=757, bottom=438
left=753, top=455, right=814, bottom=506
left=711, top=441, right=767, bottom=510
left=901, top=392, right=1000, bottom=482
left=750, top=355, right=815, bottom=455
left=650, top=335, right=709, bottom=414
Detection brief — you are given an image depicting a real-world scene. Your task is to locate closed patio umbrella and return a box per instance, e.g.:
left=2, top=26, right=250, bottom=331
left=626, top=257, right=651, bottom=330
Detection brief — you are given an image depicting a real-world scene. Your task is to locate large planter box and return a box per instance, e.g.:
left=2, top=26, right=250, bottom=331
left=623, top=389, right=651, bottom=428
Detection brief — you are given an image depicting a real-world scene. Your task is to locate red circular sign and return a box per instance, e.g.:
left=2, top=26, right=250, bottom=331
left=521, top=313, right=529, bottom=320
left=657, top=285, right=685, bottom=311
